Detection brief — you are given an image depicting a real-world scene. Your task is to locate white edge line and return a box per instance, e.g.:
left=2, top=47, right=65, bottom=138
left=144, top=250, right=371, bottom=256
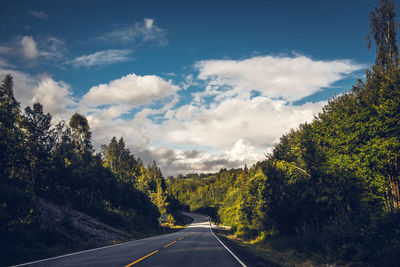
left=12, top=238, right=142, bottom=267
left=12, top=223, right=191, bottom=267
left=208, top=216, right=247, bottom=267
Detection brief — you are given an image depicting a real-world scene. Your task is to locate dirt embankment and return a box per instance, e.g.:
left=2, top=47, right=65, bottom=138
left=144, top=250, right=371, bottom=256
left=37, top=199, right=133, bottom=247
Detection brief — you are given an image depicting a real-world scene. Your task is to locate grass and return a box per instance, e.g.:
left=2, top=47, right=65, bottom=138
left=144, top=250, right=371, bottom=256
left=215, top=229, right=324, bottom=267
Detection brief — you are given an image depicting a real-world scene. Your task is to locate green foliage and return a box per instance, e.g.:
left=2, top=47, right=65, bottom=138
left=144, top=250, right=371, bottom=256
left=101, top=137, right=139, bottom=183
left=0, top=75, right=167, bottom=265
left=21, top=103, right=54, bottom=191
left=0, top=74, right=24, bottom=183
left=69, top=113, right=93, bottom=159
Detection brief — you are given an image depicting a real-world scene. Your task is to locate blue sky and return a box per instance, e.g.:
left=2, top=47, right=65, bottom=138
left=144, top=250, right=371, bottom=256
left=0, top=0, right=389, bottom=175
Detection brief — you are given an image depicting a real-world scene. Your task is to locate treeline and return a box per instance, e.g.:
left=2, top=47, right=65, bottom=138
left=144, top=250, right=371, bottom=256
left=0, top=75, right=175, bottom=265
left=167, top=0, right=400, bottom=265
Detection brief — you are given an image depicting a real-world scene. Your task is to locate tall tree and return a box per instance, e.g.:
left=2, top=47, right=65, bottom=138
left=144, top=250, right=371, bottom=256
left=69, top=113, right=93, bottom=160
left=149, top=161, right=166, bottom=191
left=368, top=0, right=399, bottom=68
left=0, top=75, right=23, bottom=182
left=102, top=137, right=119, bottom=170
left=21, top=103, right=54, bottom=190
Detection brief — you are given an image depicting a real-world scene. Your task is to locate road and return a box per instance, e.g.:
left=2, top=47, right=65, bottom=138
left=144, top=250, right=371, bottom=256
left=15, top=212, right=245, bottom=267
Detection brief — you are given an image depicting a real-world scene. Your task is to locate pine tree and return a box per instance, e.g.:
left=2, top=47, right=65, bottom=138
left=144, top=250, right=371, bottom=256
left=0, top=75, right=23, bottom=182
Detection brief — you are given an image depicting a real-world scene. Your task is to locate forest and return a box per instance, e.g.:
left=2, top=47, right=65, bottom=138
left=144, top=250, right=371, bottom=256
left=1, top=0, right=400, bottom=266
left=167, top=0, right=400, bottom=265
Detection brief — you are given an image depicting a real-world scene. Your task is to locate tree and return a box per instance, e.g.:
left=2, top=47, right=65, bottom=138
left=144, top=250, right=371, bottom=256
left=69, top=113, right=93, bottom=160
left=368, top=0, right=398, bottom=68
left=149, top=161, right=166, bottom=191
left=21, top=103, right=54, bottom=190
left=101, top=137, right=119, bottom=170
left=101, top=137, right=139, bottom=183
left=0, top=75, right=23, bottom=182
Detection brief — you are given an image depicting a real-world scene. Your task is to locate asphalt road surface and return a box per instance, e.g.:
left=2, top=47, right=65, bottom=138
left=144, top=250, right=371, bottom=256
left=15, top=212, right=245, bottom=267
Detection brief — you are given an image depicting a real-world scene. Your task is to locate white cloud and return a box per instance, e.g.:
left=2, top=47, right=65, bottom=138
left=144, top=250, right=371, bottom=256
left=86, top=96, right=325, bottom=176
left=82, top=73, right=179, bottom=106
left=180, top=74, right=194, bottom=90
left=227, top=139, right=264, bottom=163
left=16, top=36, right=66, bottom=61
left=135, top=96, right=324, bottom=175
left=96, top=18, right=167, bottom=45
left=164, top=96, right=324, bottom=150
left=144, top=18, right=154, bottom=30
left=70, top=49, right=132, bottom=67
left=31, top=77, right=76, bottom=119
left=174, top=104, right=197, bottom=120
left=28, top=10, right=49, bottom=20
left=21, top=36, right=39, bottom=59
left=196, top=55, right=363, bottom=102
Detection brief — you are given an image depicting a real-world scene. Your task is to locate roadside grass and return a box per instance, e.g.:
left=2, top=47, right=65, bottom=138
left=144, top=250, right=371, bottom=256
left=215, top=228, right=321, bottom=267
left=160, top=211, right=194, bottom=232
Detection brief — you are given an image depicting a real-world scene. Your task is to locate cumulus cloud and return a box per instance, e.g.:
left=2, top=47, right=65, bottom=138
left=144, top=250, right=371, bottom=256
left=70, top=49, right=132, bottom=67
left=96, top=18, right=167, bottom=45
left=82, top=73, right=179, bottom=106
left=196, top=55, right=363, bottom=102
left=228, top=139, right=264, bottom=163
left=129, top=97, right=323, bottom=175
left=31, top=77, right=76, bottom=118
left=85, top=96, right=324, bottom=176
left=164, top=96, right=324, bottom=150
left=19, top=36, right=65, bottom=61
left=21, top=36, right=39, bottom=59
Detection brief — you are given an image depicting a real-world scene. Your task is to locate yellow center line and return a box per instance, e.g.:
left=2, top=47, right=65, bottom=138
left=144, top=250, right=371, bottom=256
left=124, top=250, right=159, bottom=267
left=164, top=240, right=177, bottom=248
left=124, top=233, right=192, bottom=266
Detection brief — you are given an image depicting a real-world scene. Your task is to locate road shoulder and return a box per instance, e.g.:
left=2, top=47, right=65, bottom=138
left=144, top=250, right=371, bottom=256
left=214, top=229, right=281, bottom=267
